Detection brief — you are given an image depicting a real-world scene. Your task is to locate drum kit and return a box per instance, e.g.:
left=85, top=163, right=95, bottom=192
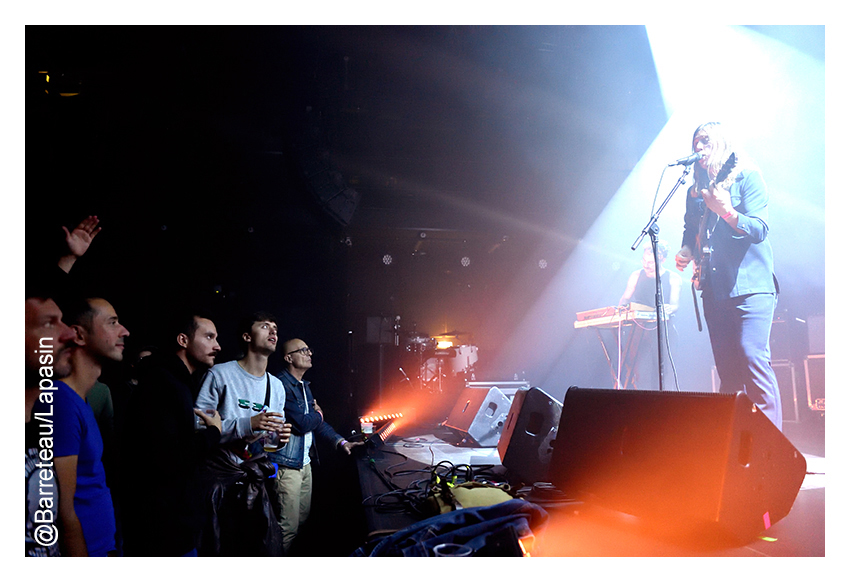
left=402, top=330, right=479, bottom=393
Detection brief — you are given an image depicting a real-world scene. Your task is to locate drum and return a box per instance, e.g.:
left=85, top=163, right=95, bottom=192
left=448, top=345, right=478, bottom=375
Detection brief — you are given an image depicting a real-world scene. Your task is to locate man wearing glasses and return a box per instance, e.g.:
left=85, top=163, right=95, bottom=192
left=271, top=338, right=363, bottom=555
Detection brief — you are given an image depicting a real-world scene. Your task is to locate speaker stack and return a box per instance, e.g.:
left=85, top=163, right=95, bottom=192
left=547, top=387, right=807, bottom=543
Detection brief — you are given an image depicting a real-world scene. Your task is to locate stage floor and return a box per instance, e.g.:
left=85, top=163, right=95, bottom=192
left=357, top=414, right=825, bottom=557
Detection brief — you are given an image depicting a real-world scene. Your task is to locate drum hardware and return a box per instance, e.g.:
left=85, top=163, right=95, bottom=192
left=398, top=327, right=480, bottom=394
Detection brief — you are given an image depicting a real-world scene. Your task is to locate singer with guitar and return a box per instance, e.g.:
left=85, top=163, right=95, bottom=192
left=674, top=122, right=782, bottom=430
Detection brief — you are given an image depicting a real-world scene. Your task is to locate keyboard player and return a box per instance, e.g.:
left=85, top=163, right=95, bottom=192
left=619, top=240, right=682, bottom=316
left=618, top=240, right=682, bottom=390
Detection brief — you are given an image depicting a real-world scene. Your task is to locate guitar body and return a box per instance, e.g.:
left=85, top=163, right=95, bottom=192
left=692, top=196, right=713, bottom=291
left=692, top=153, right=738, bottom=291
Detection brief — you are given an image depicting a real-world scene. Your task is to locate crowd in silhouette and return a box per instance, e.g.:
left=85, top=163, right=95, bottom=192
left=25, top=215, right=361, bottom=557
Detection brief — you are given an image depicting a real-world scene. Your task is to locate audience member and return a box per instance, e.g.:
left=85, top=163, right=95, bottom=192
left=57, top=215, right=101, bottom=275
left=194, top=311, right=291, bottom=555
left=25, top=278, right=77, bottom=557
left=32, top=297, right=130, bottom=556
left=273, top=338, right=363, bottom=554
left=86, top=381, right=117, bottom=485
left=195, top=312, right=289, bottom=463
left=121, top=313, right=224, bottom=556
left=109, top=345, right=156, bottom=452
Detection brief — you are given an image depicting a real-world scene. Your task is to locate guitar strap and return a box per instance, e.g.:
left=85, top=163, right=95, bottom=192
left=691, top=282, right=703, bottom=332
left=689, top=154, right=739, bottom=335
left=223, top=372, right=273, bottom=460
left=691, top=192, right=708, bottom=332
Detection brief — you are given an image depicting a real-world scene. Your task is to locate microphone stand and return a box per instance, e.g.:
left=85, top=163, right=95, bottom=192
left=631, top=164, right=693, bottom=391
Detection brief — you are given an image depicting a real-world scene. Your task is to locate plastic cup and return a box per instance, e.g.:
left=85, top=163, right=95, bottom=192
left=264, top=430, right=281, bottom=452
left=194, top=408, right=216, bottom=431
left=433, top=543, right=472, bottom=557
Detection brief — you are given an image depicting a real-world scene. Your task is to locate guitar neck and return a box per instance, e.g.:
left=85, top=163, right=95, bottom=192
left=691, top=153, right=737, bottom=290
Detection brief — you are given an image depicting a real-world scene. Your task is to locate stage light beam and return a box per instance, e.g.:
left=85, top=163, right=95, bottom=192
left=486, top=26, right=824, bottom=398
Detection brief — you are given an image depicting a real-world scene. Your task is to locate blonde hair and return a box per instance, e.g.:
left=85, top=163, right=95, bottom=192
left=691, top=121, right=752, bottom=191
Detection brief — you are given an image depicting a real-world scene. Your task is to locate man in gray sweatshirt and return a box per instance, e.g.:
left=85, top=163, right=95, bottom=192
left=195, top=311, right=290, bottom=464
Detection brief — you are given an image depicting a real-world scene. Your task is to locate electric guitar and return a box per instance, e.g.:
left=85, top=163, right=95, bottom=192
left=692, top=152, right=738, bottom=290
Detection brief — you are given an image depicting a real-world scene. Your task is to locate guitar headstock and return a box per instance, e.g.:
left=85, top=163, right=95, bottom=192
left=716, top=152, right=738, bottom=184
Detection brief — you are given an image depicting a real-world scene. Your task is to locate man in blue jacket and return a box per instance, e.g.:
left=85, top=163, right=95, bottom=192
left=272, top=338, right=363, bottom=554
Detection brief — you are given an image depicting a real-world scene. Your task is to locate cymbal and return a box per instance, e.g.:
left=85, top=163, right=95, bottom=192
left=434, top=330, right=469, bottom=338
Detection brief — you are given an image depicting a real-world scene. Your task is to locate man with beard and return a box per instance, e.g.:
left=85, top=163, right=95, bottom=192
left=120, top=313, right=225, bottom=556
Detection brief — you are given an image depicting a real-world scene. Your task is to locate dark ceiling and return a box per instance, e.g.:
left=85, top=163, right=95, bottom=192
left=28, top=26, right=665, bottom=222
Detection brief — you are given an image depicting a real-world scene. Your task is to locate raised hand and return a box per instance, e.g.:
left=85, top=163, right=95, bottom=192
left=63, top=215, right=102, bottom=258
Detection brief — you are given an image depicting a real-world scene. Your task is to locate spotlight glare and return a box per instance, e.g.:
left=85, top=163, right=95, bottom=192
left=461, top=256, right=471, bottom=267
left=538, top=259, right=548, bottom=269
left=382, top=254, right=393, bottom=266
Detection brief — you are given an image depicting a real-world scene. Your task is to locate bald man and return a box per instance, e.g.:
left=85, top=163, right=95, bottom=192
left=271, top=338, right=362, bottom=554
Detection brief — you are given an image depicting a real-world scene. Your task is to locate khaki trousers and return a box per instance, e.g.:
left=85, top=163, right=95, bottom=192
left=275, top=463, right=312, bottom=555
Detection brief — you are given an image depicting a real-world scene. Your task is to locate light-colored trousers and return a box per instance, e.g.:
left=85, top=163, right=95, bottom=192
left=275, top=463, right=313, bottom=555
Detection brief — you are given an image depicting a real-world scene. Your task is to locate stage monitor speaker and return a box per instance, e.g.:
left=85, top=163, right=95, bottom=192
left=498, top=387, right=562, bottom=484
left=444, top=386, right=511, bottom=447
left=466, top=381, right=530, bottom=400
left=548, top=387, right=807, bottom=543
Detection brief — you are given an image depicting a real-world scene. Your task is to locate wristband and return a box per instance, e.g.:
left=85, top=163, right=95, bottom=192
left=721, top=210, right=734, bottom=221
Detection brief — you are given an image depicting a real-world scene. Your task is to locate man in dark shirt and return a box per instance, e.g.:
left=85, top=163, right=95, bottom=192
left=120, top=313, right=224, bottom=556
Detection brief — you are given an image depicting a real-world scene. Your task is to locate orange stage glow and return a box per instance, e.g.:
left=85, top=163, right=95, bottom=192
left=359, top=380, right=461, bottom=434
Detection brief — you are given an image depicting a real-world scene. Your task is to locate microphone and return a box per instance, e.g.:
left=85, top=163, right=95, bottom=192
left=668, top=151, right=704, bottom=166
